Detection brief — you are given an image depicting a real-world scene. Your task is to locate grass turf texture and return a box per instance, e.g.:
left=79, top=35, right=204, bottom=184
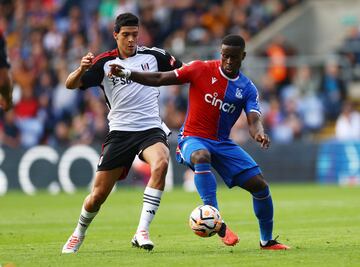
left=0, top=184, right=359, bottom=267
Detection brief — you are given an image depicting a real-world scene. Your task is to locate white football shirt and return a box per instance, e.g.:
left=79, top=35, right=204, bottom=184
left=80, top=46, right=182, bottom=132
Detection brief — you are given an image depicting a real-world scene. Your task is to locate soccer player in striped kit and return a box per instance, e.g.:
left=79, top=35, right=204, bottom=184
left=61, top=13, right=182, bottom=253
left=109, top=34, right=290, bottom=250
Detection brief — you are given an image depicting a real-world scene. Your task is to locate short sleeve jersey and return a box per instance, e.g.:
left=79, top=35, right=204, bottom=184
left=0, top=33, right=10, bottom=68
left=174, top=60, right=261, bottom=141
left=80, top=46, right=182, bottom=132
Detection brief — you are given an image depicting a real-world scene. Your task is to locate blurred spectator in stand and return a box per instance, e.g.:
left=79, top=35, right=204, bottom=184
left=82, top=88, right=108, bottom=144
left=14, top=85, right=43, bottom=148
left=338, top=25, right=360, bottom=80
left=28, top=31, right=49, bottom=78
left=67, top=33, right=88, bottom=71
left=139, top=3, right=162, bottom=47
left=186, top=12, right=210, bottom=46
left=69, top=113, right=93, bottom=145
left=48, top=120, right=71, bottom=147
left=35, top=70, right=56, bottom=143
left=264, top=96, right=302, bottom=143
left=294, top=65, right=324, bottom=133
left=0, top=110, right=20, bottom=148
left=282, top=98, right=303, bottom=140
left=247, top=0, right=271, bottom=35
left=162, top=84, right=187, bottom=130
left=228, top=6, right=251, bottom=41
left=113, top=0, right=138, bottom=19
left=86, top=12, right=108, bottom=55
left=335, top=101, right=360, bottom=141
left=164, top=29, right=187, bottom=57
left=258, top=73, right=277, bottom=103
left=43, top=19, right=64, bottom=56
left=264, top=36, right=288, bottom=89
left=52, top=60, right=79, bottom=122
left=230, top=113, right=251, bottom=144
left=264, top=97, right=283, bottom=134
left=294, top=65, right=319, bottom=97
left=261, top=35, right=297, bottom=93
left=98, top=0, right=119, bottom=28
left=319, top=60, right=347, bottom=121
left=201, top=4, right=229, bottom=42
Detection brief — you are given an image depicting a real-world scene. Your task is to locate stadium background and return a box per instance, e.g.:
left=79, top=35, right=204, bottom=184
left=0, top=0, right=359, bottom=194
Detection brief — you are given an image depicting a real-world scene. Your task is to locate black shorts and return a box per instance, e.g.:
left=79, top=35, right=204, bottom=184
left=97, top=127, right=169, bottom=178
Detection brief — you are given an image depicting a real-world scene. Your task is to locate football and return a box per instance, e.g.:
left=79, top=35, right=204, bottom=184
left=189, top=205, right=222, bottom=237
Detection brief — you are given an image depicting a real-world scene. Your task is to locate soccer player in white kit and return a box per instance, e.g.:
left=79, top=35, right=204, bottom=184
left=61, top=13, right=182, bottom=253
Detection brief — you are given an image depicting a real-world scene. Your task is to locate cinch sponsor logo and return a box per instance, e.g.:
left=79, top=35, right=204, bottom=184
left=204, top=93, right=236, bottom=113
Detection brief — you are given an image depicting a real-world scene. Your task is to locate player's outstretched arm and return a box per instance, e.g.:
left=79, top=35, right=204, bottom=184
left=108, top=64, right=182, bottom=86
left=247, top=112, right=270, bottom=149
left=65, top=52, right=94, bottom=89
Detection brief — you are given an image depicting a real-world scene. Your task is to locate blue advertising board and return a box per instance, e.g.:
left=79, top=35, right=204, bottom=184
left=317, top=141, right=360, bottom=185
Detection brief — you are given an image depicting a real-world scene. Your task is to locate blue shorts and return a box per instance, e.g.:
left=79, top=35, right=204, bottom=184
left=176, top=136, right=261, bottom=188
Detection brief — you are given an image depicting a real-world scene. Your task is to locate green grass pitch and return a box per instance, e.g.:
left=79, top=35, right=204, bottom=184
left=0, top=184, right=359, bottom=267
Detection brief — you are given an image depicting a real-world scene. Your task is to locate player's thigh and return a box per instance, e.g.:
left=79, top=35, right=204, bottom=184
left=138, top=128, right=170, bottom=165
left=141, top=142, right=170, bottom=166
left=211, top=141, right=259, bottom=187
left=178, top=137, right=209, bottom=168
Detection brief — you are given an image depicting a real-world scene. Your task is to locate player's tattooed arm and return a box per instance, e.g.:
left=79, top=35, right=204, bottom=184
left=65, top=52, right=94, bottom=89
left=247, top=112, right=270, bottom=149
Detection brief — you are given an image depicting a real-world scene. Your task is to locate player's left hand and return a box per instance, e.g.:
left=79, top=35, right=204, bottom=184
left=255, top=133, right=270, bottom=149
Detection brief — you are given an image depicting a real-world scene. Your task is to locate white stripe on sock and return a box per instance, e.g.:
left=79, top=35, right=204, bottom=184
left=137, top=187, right=163, bottom=232
left=74, top=206, right=98, bottom=236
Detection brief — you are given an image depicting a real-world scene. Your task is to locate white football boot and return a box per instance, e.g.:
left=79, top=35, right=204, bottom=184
left=62, top=234, right=85, bottom=254
left=131, top=230, right=154, bottom=251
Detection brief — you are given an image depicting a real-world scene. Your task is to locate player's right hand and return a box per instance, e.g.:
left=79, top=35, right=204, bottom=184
left=108, top=64, right=131, bottom=78
left=255, top=133, right=270, bottom=149
left=79, top=52, right=94, bottom=71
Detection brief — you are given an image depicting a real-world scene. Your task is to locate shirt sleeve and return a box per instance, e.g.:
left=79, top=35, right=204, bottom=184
left=245, top=81, right=261, bottom=115
left=173, top=60, right=203, bottom=83
left=79, top=58, right=106, bottom=90
left=152, top=48, right=182, bottom=71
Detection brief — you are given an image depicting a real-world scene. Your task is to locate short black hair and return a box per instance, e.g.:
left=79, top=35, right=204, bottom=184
left=114, top=13, right=139, bottom=33
left=222, top=34, right=245, bottom=49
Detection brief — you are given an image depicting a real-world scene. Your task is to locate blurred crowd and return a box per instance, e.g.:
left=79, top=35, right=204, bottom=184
left=0, top=0, right=358, bottom=150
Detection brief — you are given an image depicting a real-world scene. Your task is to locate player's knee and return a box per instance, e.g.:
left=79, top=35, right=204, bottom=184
left=151, top=157, right=169, bottom=175
left=251, top=184, right=270, bottom=199
left=191, top=150, right=211, bottom=164
left=242, top=175, right=268, bottom=193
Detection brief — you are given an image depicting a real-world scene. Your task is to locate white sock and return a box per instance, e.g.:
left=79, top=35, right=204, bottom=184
left=136, top=187, right=163, bottom=232
left=260, top=240, right=269, bottom=246
left=73, top=206, right=98, bottom=237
